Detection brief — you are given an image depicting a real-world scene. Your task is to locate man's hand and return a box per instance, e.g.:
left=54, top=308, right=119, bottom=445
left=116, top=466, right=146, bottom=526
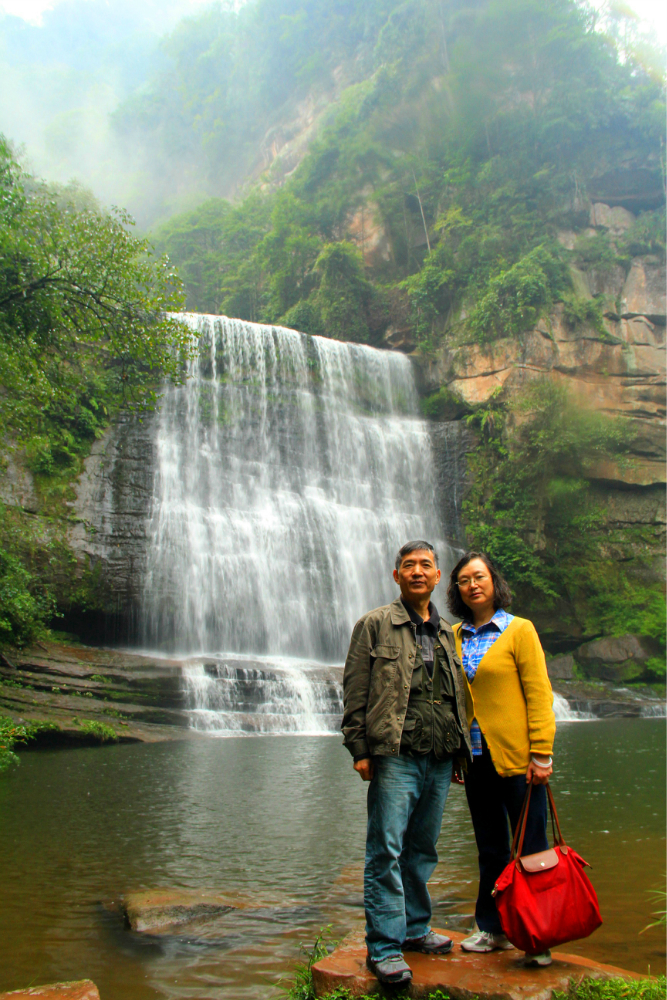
left=354, top=757, right=374, bottom=781
left=526, top=755, right=552, bottom=785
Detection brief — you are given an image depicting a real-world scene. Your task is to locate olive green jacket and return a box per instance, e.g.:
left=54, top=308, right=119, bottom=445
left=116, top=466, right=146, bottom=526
left=341, top=597, right=472, bottom=761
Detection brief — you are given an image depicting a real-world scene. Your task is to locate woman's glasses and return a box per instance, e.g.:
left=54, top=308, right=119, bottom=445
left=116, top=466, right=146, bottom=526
left=456, top=573, right=491, bottom=589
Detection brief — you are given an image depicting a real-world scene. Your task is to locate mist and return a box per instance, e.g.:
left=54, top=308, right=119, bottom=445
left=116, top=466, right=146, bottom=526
left=0, top=0, right=235, bottom=227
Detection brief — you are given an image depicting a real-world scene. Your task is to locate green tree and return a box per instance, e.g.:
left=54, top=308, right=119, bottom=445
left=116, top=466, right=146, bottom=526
left=0, top=138, right=188, bottom=470
left=0, top=138, right=190, bottom=644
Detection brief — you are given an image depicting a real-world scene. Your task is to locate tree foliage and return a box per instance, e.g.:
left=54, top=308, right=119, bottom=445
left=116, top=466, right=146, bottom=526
left=0, top=137, right=188, bottom=474
left=0, top=137, right=189, bottom=644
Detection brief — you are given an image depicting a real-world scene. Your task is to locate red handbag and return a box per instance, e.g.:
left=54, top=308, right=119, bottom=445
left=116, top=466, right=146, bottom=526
left=492, top=783, right=602, bottom=954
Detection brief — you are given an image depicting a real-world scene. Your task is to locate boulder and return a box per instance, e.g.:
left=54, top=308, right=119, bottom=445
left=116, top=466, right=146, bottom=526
left=121, top=888, right=245, bottom=934
left=546, top=654, right=575, bottom=680
left=590, top=202, right=635, bottom=232
left=574, top=634, right=662, bottom=683
left=0, top=983, right=99, bottom=1000
left=312, top=928, right=639, bottom=999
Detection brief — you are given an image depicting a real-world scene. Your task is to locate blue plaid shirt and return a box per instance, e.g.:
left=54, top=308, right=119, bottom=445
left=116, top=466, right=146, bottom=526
left=461, top=609, right=514, bottom=755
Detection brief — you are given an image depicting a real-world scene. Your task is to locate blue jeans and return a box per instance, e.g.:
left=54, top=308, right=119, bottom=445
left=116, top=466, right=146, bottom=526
left=364, top=752, right=453, bottom=961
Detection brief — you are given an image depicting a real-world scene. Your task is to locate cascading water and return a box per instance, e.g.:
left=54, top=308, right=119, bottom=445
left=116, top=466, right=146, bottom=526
left=142, top=314, right=450, bottom=734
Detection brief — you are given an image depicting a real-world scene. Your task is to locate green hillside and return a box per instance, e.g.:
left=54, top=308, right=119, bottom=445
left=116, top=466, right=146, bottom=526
left=139, top=0, right=665, bottom=349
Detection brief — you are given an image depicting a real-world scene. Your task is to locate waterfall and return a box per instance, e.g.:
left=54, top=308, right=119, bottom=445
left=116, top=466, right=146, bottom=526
left=142, top=315, right=450, bottom=733
left=552, top=692, right=595, bottom=722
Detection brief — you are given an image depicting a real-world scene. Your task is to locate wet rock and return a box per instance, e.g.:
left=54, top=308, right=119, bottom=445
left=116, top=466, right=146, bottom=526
left=312, top=928, right=639, bottom=999
left=122, top=889, right=245, bottom=934
left=546, top=654, right=575, bottom=680
left=0, top=641, right=193, bottom=744
left=0, top=983, right=99, bottom=999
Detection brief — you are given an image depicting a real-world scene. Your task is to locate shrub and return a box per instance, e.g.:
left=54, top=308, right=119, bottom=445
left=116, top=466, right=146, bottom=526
left=468, top=246, right=569, bottom=342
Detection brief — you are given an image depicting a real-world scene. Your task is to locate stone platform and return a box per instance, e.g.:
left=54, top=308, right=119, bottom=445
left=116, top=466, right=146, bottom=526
left=312, top=929, right=639, bottom=999
left=0, top=983, right=99, bottom=1000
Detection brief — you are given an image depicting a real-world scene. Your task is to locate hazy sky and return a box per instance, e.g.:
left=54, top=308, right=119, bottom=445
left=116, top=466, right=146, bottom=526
left=0, top=0, right=215, bottom=19
left=1, top=0, right=666, bottom=44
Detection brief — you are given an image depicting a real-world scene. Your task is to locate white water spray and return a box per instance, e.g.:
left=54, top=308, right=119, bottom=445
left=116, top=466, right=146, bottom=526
left=142, top=315, right=450, bottom=732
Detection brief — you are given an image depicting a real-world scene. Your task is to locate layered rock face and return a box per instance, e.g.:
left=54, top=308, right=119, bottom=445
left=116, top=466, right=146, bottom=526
left=67, top=411, right=158, bottom=638
left=414, top=212, right=666, bottom=593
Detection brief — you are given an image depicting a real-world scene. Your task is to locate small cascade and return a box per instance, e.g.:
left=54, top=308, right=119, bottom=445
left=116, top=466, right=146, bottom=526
left=181, top=655, right=343, bottom=735
left=640, top=701, right=667, bottom=718
left=553, top=692, right=595, bottom=722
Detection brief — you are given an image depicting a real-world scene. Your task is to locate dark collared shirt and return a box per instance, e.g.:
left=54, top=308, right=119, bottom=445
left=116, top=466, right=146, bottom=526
left=401, top=598, right=439, bottom=678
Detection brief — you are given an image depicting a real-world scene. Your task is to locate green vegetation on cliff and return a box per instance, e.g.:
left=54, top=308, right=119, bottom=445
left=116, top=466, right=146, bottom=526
left=463, top=381, right=665, bottom=647
left=0, top=138, right=188, bottom=644
left=145, top=0, right=664, bottom=346
left=142, top=0, right=664, bottom=653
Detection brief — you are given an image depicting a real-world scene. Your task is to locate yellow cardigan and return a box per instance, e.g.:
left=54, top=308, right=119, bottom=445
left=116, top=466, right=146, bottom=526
left=453, top=616, right=555, bottom=777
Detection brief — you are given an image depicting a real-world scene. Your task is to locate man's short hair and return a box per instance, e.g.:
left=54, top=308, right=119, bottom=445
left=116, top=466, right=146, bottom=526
left=395, top=540, right=439, bottom=571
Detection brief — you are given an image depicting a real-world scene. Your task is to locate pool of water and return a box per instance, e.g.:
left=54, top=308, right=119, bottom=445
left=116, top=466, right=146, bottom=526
left=0, top=719, right=664, bottom=998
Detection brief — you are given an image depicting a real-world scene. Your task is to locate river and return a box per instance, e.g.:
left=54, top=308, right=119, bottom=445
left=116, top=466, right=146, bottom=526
left=0, top=719, right=664, bottom=998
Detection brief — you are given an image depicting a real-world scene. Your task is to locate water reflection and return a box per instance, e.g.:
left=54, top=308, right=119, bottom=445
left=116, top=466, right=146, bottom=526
left=0, top=720, right=664, bottom=999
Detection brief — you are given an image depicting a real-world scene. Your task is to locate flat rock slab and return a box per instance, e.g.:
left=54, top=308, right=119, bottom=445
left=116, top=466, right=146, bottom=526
left=0, top=983, right=99, bottom=1000
left=312, top=929, right=639, bottom=1000
left=122, top=888, right=249, bottom=934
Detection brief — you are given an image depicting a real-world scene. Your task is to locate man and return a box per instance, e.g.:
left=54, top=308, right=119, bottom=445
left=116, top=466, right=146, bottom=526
left=342, top=541, right=472, bottom=986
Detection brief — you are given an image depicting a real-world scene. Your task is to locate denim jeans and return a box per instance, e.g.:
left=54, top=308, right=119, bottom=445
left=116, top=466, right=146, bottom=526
left=364, top=752, right=453, bottom=961
left=464, top=743, right=548, bottom=934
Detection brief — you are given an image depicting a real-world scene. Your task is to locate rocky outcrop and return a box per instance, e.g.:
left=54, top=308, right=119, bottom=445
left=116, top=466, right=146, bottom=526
left=0, top=640, right=193, bottom=742
left=414, top=264, right=665, bottom=488
left=312, top=928, right=640, bottom=999
left=0, top=984, right=99, bottom=1000
left=573, top=634, right=663, bottom=684
left=67, top=411, right=158, bottom=638
left=546, top=654, right=575, bottom=680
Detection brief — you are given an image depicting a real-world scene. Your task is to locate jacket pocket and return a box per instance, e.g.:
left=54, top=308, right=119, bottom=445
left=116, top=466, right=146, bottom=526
left=367, top=645, right=400, bottom=739
left=371, top=644, right=400, bottom=660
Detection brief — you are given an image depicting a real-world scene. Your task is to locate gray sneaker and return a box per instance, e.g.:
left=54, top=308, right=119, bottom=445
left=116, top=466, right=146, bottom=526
left=366, top=954, right=413, bottom=984
left=404, top=930, right=454, bottom=954
left=460, top=930, right=514, bottom=952
left=524, top=950, right=552, bottom=967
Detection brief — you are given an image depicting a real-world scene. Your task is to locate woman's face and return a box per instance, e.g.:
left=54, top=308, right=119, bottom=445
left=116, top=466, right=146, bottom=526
left=457, top=557, right=495, bottom=614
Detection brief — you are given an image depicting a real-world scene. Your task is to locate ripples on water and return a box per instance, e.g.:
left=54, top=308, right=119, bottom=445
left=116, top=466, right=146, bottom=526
left=0, top=720, right=664, bottom=999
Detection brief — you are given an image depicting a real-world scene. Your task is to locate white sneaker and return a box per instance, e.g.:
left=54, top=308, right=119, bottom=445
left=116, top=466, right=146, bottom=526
left=524, top=950, right=552, bottom=967
left=460, top=930, right=514, bottom=952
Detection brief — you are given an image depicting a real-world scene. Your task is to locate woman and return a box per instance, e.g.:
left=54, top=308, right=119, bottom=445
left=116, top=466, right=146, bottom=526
left=447, top=550, right=555, bottom=967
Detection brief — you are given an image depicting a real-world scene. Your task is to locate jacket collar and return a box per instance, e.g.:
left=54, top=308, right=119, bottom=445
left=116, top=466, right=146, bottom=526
left=390, top=596, right=411, bottom=625
left=389, top=596, right=452, bottom=634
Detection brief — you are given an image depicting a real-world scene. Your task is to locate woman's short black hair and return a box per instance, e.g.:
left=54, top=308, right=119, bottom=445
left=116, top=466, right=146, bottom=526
left=446, top=550, right=512, bottom=620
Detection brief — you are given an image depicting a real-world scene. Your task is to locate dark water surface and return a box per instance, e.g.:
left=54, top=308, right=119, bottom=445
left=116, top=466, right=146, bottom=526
left=0, top=720, right=664, bottom=998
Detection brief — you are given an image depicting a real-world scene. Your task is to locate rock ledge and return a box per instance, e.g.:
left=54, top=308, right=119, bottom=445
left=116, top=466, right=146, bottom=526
left=312, top=929, right=639, bottom=999
left=0, top=982, right=99, bottom=999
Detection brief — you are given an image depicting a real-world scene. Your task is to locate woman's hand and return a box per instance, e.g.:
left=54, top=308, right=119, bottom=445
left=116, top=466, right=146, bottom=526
left=526, top=755, right=552, bottom=785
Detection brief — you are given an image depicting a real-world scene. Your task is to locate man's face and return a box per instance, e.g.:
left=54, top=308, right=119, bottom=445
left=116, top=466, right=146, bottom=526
left=393, top=549, right=441, bottom=606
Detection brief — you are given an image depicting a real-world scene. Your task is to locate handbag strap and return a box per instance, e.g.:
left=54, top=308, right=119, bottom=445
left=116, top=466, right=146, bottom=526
left=546, top=783, right=566, bottom=846
left=511, top=784, right=532, bottom=860
left=512, top=781, right=566, bottom=860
